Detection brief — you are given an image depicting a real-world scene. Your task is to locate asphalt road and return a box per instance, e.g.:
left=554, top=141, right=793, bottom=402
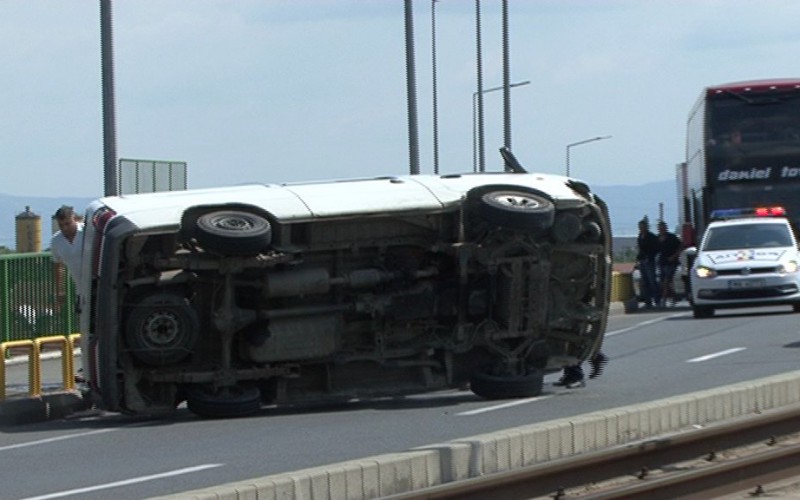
left=2, top=303, right=800, bottom=499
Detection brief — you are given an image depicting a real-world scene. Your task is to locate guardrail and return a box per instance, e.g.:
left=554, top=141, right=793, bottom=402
left=0, top=333, right=80, bottom=400
left=0, top=252, right=77, bottom=343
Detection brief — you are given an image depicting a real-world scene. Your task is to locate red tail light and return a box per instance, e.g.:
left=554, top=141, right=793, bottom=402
left=91, top=207, right=116, bottom=277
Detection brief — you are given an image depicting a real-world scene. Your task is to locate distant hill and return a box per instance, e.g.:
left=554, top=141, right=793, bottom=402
left=592, top=179, right=677, bottom=236
left=0, top=179, right=677, bottom=250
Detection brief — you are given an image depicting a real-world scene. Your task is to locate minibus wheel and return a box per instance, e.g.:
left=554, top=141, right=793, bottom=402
left=186, top=384, right=261, bottom=419
left=467, top=185, right=555, bottom=234
left=195, top=210, right=272, bottom=255
left=125, top=292, right=199, bottom=365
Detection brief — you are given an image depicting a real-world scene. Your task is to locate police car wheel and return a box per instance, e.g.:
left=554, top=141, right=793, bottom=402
left=692, top=305, right=714, bottom=319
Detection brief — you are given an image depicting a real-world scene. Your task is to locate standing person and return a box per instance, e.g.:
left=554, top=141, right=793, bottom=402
left=51, top=205, right=85, bottom=383
left=657, top=221, right=682, bottom=307
left=51, top=205, right=84, bottom=298
left=636, top=217, right=660, bottom=309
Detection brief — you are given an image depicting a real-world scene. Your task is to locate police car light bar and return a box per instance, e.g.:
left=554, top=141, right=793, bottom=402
left=710, top=206, right=786, bottom=220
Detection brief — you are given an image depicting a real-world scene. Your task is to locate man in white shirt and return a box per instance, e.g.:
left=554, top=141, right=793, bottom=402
left=51, top=205, right=85, bottom=384
left=51, top=205, right=84, bottom=310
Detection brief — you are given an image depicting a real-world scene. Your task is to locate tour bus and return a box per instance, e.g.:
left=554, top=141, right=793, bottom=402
left=679, top=78, right=800, bottom=243
left=77, top=151, right=612, bottom=418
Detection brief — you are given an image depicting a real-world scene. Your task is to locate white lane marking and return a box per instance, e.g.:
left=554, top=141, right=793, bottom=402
left=687, top=347, right=747, bottom=363
left=0, top=428, right=118, bottom=452
left=605, top=312, right=687, bottom=337
left=20, top=464, right=224, bottom=500
left=456, top=395, right=554, bottom=416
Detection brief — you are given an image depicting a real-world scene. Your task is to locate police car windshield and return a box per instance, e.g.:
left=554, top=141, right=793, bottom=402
left=703, top=223, right=793, bottom=251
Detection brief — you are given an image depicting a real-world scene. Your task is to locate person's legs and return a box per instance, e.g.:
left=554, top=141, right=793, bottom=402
left=565, top=364, right=585, bottom=388
left=554, top=364, right=585, bottom=388
left=589, top=351, right=608, bottom=379
left=659, top=264, right=677, bottom=306
left=554, top=367, right=570, bottom=385
left=640, top=260, right=658, bottom=307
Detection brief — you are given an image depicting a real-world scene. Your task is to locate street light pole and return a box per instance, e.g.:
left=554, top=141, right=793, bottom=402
left=565, top=135, right=612, bottom=177
left=404, top=0, right=420, bottom=175
left=472, top=80, right=531, bottom=172
left=100, top=0, right=118, bottom=196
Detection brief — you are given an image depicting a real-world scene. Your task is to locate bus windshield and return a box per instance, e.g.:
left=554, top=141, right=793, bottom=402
left=707, top=93, right=800, bottom=171
left=713, top=182, right=800, bottom=211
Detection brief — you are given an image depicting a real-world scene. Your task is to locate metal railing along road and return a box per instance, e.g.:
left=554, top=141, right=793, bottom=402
left=0, top=252, right=77, bottom=342
left=0, top=333, right=80, bottom=400
left=0, top=253, right=80, bottom=401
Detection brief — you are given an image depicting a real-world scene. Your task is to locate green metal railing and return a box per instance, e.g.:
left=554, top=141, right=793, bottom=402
left=0, top=253, right=77, bottom=342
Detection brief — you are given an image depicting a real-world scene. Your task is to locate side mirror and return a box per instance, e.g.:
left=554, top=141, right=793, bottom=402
left=683, top=247, right=697, bottom=258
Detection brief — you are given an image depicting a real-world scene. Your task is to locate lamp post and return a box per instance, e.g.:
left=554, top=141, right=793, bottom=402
left=565, top=135, right=612, bottom=177
left=472, top=80, right=531, bottom=172
left=100, top=0, right=118, bottom=196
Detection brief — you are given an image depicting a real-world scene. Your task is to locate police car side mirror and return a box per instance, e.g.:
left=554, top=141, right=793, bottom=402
left=684, top=247, right=697, bottom=258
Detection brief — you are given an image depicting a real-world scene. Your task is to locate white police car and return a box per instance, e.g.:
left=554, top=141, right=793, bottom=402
left=686, top=206, right=800, bottom=318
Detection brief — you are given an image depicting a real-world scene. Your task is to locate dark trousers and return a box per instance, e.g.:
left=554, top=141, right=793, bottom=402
left=639, top=259, right=659, bottom=306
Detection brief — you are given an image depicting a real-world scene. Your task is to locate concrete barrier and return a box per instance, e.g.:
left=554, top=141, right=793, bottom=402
left=150, top=370, right=800, bottom=499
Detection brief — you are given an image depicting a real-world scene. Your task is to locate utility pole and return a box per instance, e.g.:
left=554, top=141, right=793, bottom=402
left=474, top=0, right=485, bottom=172
left=100, top=0, right=118, bottom=196
left=431, top=0, right=440, bottom=174
left=501, top=0, right=512, bottom=166
left=404, top=0, right=421, bottom=175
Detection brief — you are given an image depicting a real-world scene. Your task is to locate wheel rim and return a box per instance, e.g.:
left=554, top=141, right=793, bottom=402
left=142, top=311, right=181, bottom=347
left=489, top=192, right=543, bottom=211
left=207, top=213, right=259, bottom=232
left=125, top=292, right=199, bottom=365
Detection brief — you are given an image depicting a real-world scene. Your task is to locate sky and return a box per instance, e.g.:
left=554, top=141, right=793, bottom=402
left=3, top=0, right=800, bottom=201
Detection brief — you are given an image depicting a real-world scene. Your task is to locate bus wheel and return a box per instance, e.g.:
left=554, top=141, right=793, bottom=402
left=195, top=210, right=272, bottom=256
left=186, top=384, right=261, bottom=419
left=469, top=367, right=544, bottom=400
left=125, top=292, right=199, bottom=365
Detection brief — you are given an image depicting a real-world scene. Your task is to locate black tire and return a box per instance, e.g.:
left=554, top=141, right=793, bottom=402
left=552, top=211, right=583, bottom=243
left=195, top=210, right=272, bottom=256
left=793, top=303, right=800, bottom=313
left=470, top=368, right=544, bottom=400
left=692, top=305, right=714, bottom=319
left=478, top=190, right=555, bottom=233
left=125, top=292, right=199, bottom=365
left=186, top=385, right=261, bottom=419
left=581, top=220, right=603, bottom=243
